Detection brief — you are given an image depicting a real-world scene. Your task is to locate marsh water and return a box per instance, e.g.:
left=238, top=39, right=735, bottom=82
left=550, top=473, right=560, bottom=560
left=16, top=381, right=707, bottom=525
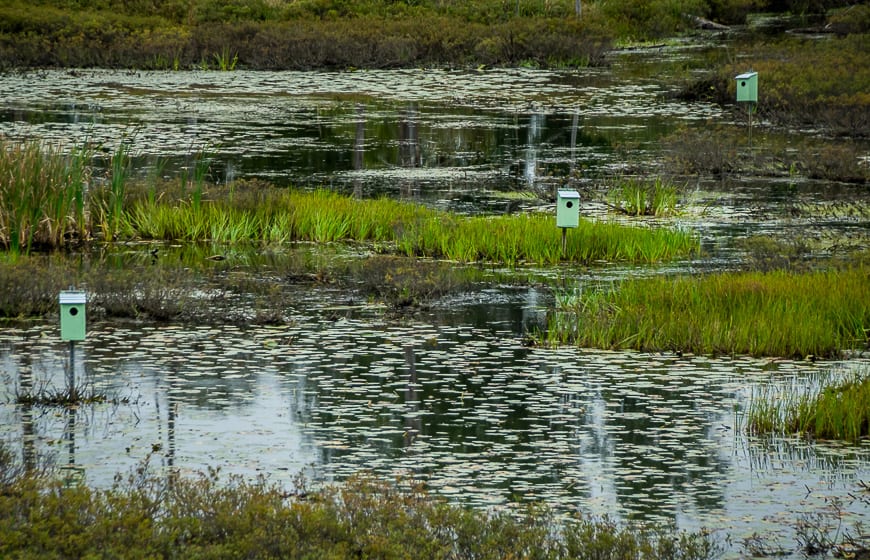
left=1, top=54, right=869, bottom=555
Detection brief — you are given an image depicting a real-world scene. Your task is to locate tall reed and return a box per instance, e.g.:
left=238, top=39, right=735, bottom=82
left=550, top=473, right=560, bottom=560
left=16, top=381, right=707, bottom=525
left=546, top=267, right=870, bottom=358
left=100, top=142, right=131, bottom=240
left=747, top=368, right=870, bottom=443
left=0, top=139, right=90, bottom=253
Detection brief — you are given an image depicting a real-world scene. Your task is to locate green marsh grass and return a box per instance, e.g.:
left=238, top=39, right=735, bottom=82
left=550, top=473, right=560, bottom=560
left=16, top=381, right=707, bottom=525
left=546, top=267, right=870, bottom=357
left=747, top=368, right=870, bottom=443
left=126, top=188, right=699, bottom=265
left=0, top=139, right=697, bottom=264
left=0, top=139, right=90, bottom=253
left=213, top=46, right=238, bottom=71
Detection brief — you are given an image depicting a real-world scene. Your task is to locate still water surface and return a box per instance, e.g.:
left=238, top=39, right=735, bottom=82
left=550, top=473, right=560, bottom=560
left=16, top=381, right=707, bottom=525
left=0, top=67, right=721, bottom=200
left=1, top=312, right=868, bottom=551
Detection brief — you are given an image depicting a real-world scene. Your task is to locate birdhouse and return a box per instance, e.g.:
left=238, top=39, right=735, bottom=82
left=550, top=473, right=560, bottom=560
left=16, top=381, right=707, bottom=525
left=556, top=190, right=580, bottom=228
left=59, top=291, right=87, bottom=341
left=735, top=72, right=758, bottom=103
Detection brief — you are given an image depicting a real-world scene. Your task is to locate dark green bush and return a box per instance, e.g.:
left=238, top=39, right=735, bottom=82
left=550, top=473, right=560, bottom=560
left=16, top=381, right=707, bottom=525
left=0, top=0, right=611, bottom=69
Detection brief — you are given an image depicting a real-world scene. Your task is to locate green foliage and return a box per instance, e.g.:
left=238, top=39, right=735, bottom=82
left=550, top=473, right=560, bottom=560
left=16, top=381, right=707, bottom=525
left=748, top=368, right=870, bottom=442
left=2, top=0, right=866, bottom=70
left=546, top=266, right=870, bottom=358
left=597, top=0, right=708, bottom=39
left=0, top=467, right=722, bottom=559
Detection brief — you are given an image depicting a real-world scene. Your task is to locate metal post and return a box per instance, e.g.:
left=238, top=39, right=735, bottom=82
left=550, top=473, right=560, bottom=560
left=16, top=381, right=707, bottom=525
left=68, top=340, right=75, bottom=396
left=561, top=227, right=567, bottom=256
left=748, top=103, right=753, bottom=149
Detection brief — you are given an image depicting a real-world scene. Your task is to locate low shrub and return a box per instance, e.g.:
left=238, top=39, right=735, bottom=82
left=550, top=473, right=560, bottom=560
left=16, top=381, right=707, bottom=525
left=663, top=127, right=741, bottom=177
left=0, top=255, right=76, bottom=317
left=0, top=466, right=722, bottom=559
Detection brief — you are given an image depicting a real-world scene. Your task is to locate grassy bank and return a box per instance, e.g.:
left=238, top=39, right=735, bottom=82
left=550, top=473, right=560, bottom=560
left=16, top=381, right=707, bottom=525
left=0, top=0, right=612, bottom=70
left=679, top=28, right=869, bottom=136
left=0, top=140, right=699, bottom=265
left=748, top=368, right=870, bottom=442
left=544, top=266, right=870, bottom=358
left=95, top=188, right=702, bottom=264
left=0, top=452, right=721, bottom=560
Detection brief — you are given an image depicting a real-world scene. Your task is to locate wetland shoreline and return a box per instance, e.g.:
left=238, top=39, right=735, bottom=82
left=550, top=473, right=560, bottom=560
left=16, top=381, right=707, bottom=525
left=1, top=2, right=869, bottom=557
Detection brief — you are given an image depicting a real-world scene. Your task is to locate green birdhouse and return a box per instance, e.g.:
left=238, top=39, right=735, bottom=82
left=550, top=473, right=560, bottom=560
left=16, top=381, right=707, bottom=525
left=735, top=72, right=758, bottom=103
left=59, top=291, right=87, bottom=341
left=556, top=190, right=580, bottom=229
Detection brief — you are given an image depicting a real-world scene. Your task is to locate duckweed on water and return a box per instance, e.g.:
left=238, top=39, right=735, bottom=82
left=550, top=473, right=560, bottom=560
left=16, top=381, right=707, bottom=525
left=545, top=267, right=870, bottom=358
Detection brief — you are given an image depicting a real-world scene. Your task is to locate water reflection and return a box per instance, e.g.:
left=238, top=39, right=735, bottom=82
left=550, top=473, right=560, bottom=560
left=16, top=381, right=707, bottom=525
left=1, top=313, right=868, bottom=548
left=7, top=318, right=868, bottom=532
left=0, top=69, right=709, bottom=203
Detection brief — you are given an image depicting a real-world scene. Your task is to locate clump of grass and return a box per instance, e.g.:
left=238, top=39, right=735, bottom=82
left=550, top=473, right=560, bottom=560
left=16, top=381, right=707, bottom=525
left=0, top=139, right=90, bottom=253
left=0, top=463, right=722, bottom=560
left=212, top=46, right=238, bottom=70
left=606, top=177, right=680, bottom=217
left=15, top=384, right=107, bottom=406
left=545, top=266, right=869, bottom=358
left=747, top=367, right=870, bottom=443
